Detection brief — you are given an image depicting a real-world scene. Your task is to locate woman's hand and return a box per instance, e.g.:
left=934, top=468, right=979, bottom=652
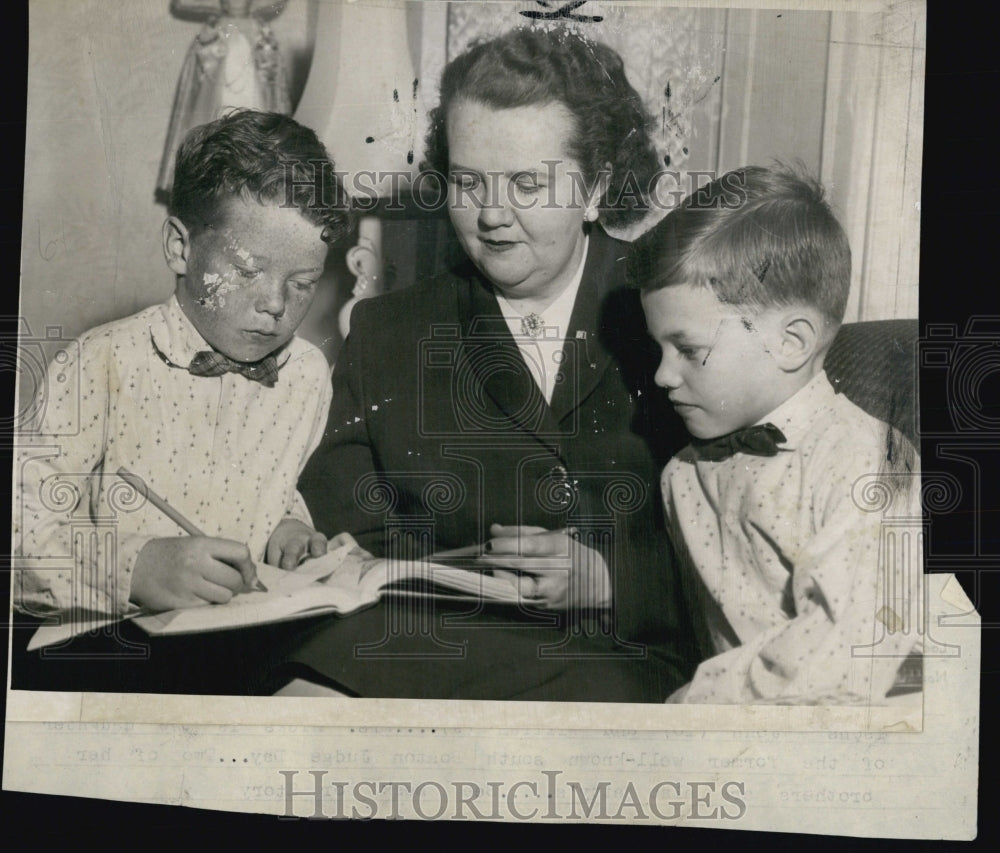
left=476, top=523, right=611, bottom=609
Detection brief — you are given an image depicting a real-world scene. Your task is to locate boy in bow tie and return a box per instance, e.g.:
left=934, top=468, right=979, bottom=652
left=629, top=165, right=921, bottom=704
left=16, top=109, right=350, bottom=619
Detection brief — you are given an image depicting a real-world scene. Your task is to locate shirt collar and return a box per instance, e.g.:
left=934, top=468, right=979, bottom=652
left=148, top=294, right=215, bottom=367
left=493, top=236, right=589, bottom=339
left=754, top=371, right=839, bottom=451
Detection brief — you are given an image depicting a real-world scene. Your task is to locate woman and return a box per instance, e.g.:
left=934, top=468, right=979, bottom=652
left=292, top=27, right=700, bottom=701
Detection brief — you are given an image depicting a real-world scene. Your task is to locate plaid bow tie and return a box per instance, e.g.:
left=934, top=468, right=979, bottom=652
left=150, top=333, right=284, bottom=387
left=187, top=350, right=280, bottom=387
left=692, top=422, right=787, bottom=461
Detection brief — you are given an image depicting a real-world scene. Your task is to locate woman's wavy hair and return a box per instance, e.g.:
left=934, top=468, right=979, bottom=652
left=170, top=108, right=352, bottom=245
left=422, top=27, right=660, bottom=228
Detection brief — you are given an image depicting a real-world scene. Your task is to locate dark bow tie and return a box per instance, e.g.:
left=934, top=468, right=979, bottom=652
left=187, top=350, right=280, bottom=387
left=692, top=422, right=787, bottom=461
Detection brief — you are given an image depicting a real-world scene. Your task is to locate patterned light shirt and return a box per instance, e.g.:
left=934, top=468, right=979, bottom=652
left=14, top=295, right=332, bottom=618
left=663, top=373, right=922, bottom=704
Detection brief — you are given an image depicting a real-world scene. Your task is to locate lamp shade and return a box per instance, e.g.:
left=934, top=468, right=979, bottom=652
left=294, top=0, right=421, bottom=198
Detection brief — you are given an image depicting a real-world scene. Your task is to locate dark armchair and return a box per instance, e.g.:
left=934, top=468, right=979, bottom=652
left=826, top=319, right=919, bottom=447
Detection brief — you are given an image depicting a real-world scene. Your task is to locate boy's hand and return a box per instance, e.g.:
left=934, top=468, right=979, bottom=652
left=266, top=518, right=328, bottom=570
left=130, top=537, right=258, bottom=612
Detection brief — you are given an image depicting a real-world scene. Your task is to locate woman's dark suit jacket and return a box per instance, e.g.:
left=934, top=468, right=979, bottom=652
left=293, top=227, right=701, bottom=701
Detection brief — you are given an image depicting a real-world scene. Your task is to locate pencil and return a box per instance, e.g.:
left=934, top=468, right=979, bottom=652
left=115, top=467, right=267, bottom=593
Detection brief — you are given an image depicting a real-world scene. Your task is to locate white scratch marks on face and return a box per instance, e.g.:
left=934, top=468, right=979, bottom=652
left=198, top=268, right=242, bottom=310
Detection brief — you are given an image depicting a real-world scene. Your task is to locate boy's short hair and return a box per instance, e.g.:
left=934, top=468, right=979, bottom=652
left=169, top=109, right=352, bottom=245
left=628, top=165, right=851, bottom=329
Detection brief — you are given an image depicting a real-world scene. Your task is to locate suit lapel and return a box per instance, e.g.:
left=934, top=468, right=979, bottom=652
left=459, top=271, right=561, bottom=437
left=548, top=229, right=627, bottom=423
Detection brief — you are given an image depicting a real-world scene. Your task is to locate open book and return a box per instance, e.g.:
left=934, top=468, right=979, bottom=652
left=132, top=543, right=522, bottom=635
left=25, top=544, right=524, bottom=650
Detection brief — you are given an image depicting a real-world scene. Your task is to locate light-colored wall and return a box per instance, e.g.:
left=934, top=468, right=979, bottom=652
left=705, top=7, right=924, bottom=322
left=21, top=0, right=316, bottom=345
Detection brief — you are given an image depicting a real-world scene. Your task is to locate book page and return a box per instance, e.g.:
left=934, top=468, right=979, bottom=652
left=129, top=545, right=523, bottom=635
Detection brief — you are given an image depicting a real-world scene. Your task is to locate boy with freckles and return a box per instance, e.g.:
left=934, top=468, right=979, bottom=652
left=16, top=110, right=351, bottom=622
left=630, top=166, right=921, bottom=705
